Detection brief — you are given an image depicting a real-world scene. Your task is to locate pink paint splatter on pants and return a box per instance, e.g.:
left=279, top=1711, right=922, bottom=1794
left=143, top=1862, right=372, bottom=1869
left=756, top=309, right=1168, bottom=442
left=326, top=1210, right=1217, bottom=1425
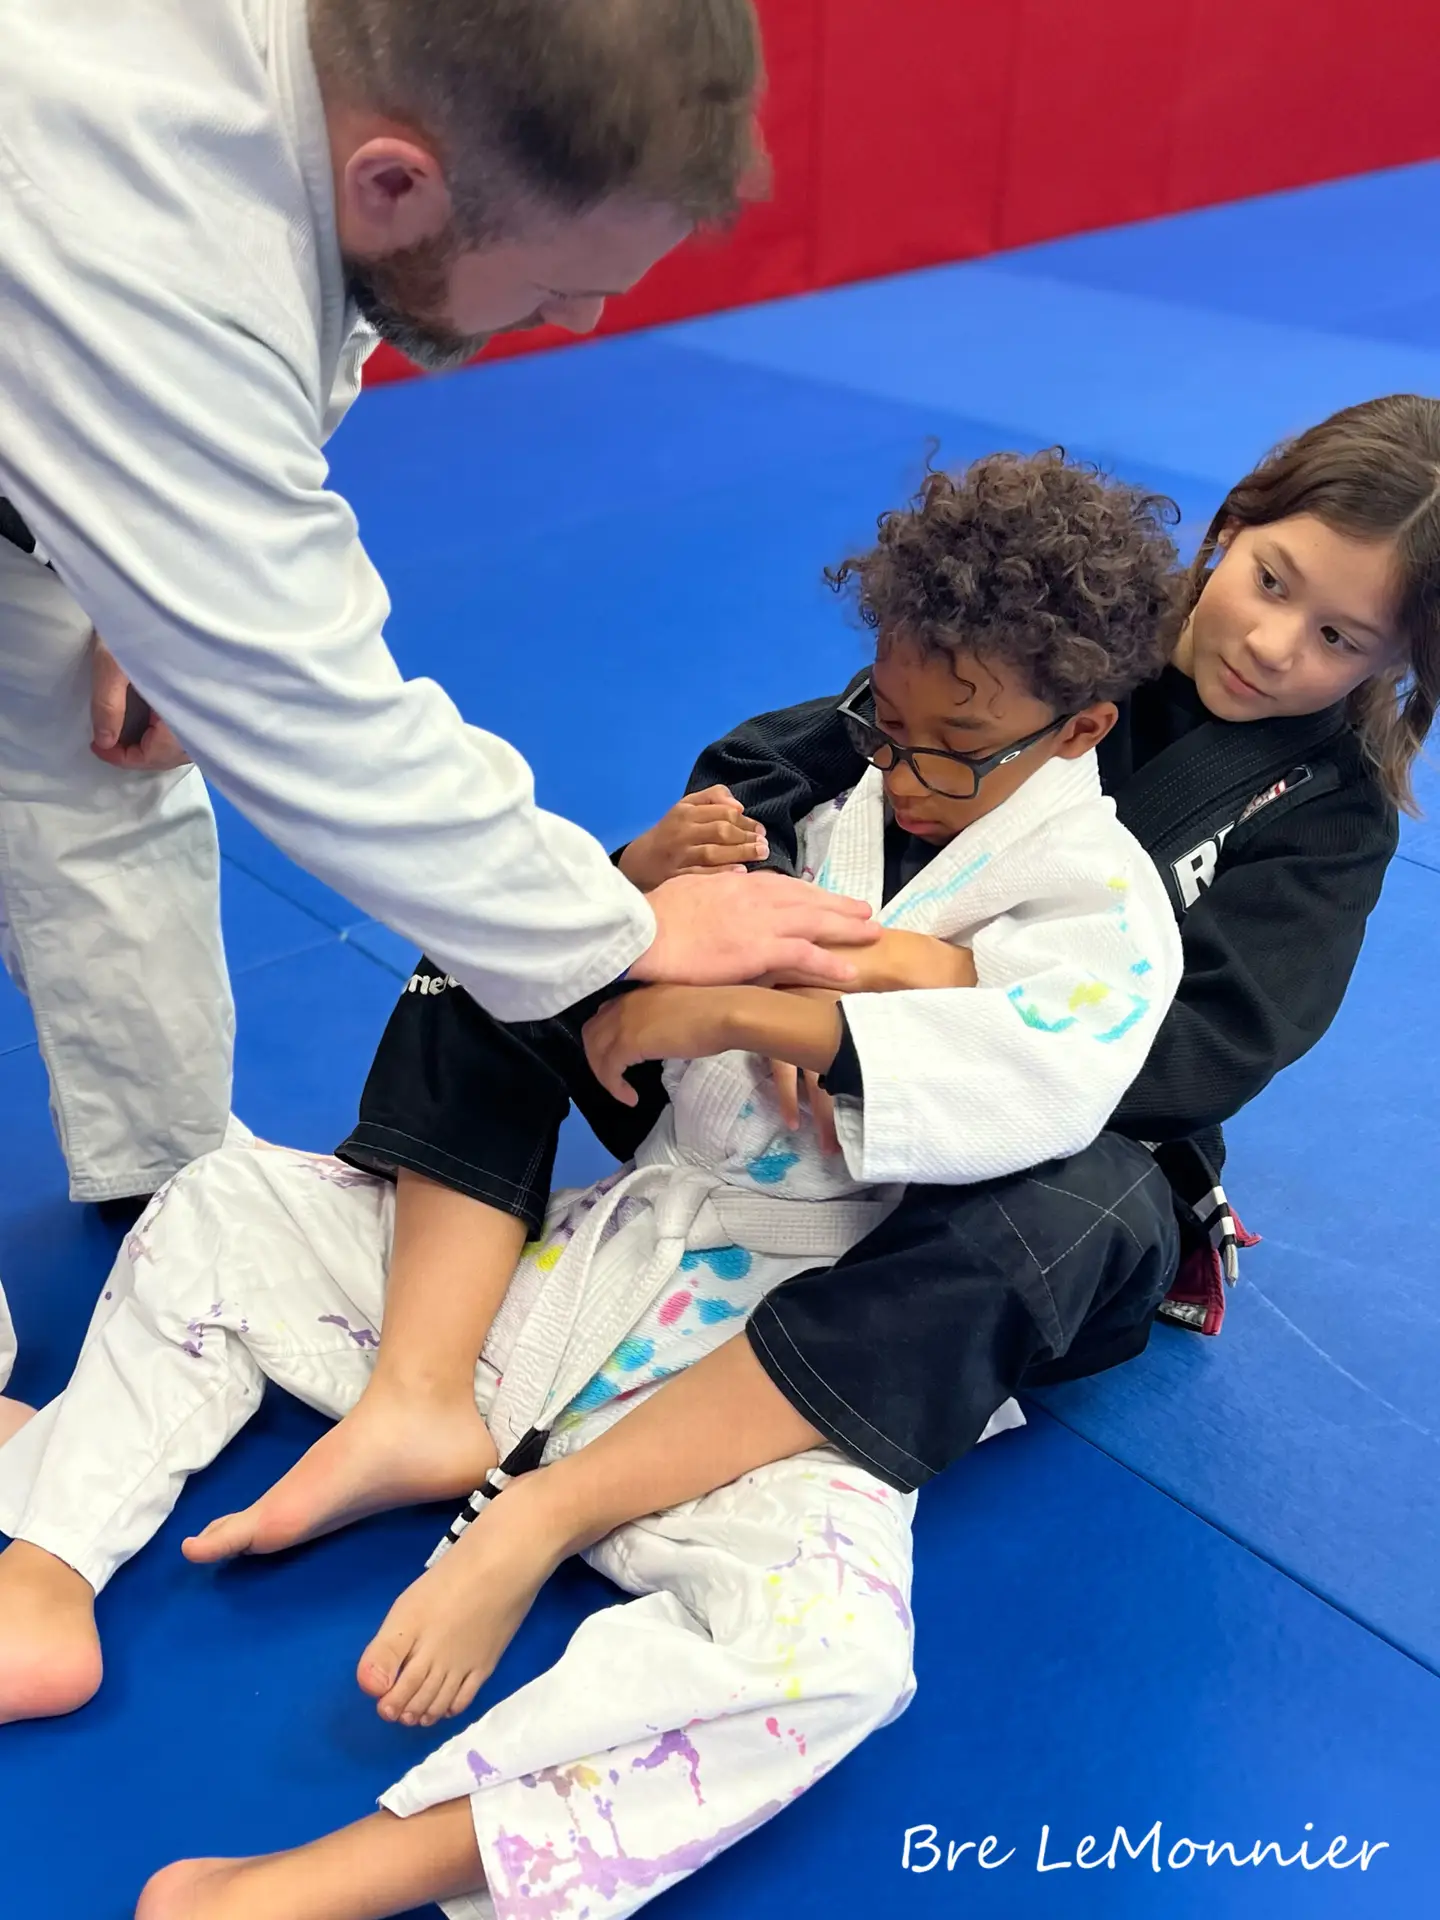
left=829, top=1478, right=891, bottom=1506
left=657, top=1291, right=692, bottom=1327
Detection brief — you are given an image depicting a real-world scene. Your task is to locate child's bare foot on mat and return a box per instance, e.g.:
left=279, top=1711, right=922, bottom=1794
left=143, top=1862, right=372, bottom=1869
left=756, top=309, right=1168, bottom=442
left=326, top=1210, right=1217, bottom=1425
left=358, top=1478, right=562, bottom=1727
left=183, top=1382, right=497, bottom=1564
left=0, top=1540, right=102, bottom=1723
left=0, top=1397, right=35, bottom=1446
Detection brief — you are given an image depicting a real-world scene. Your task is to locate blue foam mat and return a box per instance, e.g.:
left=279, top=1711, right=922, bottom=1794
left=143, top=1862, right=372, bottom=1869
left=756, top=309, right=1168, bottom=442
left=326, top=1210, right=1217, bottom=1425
left=1033, top=855, right=1440, bottom=1670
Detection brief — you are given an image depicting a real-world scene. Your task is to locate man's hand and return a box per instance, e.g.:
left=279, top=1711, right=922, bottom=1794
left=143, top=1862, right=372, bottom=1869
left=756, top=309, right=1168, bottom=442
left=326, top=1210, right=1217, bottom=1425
left=90, top=638, right=190, bottom=771
left=760, top=927, right=977, bottom=995
left=618, top=786, right=768, bottom=893
left=631, top=870, right=879, bottom=991
left=584, top=986, right=743, bottom=1105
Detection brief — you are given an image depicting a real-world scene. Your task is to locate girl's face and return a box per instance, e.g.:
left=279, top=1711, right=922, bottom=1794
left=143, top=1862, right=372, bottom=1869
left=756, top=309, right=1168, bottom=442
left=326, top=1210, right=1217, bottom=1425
left=1177, top=512, right=1405, bottom=720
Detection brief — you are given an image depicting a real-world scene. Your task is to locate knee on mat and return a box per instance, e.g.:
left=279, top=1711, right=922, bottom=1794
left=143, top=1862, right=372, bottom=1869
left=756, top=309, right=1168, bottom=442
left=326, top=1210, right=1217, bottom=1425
left=124, top=1146, right=276, bottom=1279
left=817, top=1622, right=916, bottom=1738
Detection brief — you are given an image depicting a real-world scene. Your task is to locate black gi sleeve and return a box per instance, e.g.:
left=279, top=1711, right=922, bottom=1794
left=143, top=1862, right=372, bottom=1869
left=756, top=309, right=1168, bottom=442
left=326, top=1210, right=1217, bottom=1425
left=1114, top=768, right=1398, bottom=1140
left=334, top=958, right=572, bottom=1222
left=336, top=960, right=668, bottom=1231
left=684, top=680, right=868, bottom=874
left=819, top=1008, right=865, bottom=1099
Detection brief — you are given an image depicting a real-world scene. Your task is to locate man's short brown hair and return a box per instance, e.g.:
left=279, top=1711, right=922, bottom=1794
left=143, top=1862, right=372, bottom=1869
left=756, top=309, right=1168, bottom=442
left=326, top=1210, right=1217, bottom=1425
left=311, top=0, right=764, bottom=237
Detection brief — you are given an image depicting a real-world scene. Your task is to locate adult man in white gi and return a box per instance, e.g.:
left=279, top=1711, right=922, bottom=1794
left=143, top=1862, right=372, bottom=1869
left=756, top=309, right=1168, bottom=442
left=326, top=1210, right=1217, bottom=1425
left=0, top=0, right=875, bottom=1405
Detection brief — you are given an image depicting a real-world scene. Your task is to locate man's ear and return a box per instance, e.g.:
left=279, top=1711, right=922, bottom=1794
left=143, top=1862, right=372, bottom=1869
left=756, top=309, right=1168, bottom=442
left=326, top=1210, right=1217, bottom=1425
left=1055, top=702, right=1117, bottom=758
left=334, top=127, right=452, bottom=254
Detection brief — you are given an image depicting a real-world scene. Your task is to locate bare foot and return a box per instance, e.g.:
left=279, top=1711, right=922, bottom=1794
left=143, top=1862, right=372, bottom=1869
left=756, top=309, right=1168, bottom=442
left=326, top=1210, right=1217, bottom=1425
left=0, top=1539, right=103, bottom=1723
left=135, top=1858, right=246, bottom=1920
left=0, top=1397, right=35, bottom=1446
left=182, top=1382, right=497, bottom=1564
left=357, top=1480, right=561, bottom=1728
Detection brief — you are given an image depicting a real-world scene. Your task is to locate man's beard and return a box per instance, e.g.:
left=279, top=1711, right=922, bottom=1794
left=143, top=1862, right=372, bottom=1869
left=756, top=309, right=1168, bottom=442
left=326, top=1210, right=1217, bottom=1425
left=345, top=226, right=547, bottom=372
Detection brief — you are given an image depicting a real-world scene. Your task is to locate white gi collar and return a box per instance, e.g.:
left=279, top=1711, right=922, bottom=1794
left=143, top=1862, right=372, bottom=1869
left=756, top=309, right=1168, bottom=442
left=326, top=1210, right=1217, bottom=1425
left=261, top=0, right=356, bottom=396
left=818, top=752, right=1105, bottom=930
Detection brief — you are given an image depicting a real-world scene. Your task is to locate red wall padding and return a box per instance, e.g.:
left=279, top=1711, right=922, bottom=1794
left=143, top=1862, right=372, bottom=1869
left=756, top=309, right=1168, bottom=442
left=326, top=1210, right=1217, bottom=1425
left=366, top=0, right=1440, bottom=387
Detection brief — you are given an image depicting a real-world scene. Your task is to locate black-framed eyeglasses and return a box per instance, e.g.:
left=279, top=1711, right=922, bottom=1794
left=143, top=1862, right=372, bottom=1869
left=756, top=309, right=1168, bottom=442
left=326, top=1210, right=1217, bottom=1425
left=837, top=675, right=1072, bottom=801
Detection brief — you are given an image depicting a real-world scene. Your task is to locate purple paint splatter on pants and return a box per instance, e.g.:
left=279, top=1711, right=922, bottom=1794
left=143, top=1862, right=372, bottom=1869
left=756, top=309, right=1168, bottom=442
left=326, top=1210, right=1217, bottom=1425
left=630, top=1727, right=705, bottom=1806
left=318, top=1313, right=380, bottom=1349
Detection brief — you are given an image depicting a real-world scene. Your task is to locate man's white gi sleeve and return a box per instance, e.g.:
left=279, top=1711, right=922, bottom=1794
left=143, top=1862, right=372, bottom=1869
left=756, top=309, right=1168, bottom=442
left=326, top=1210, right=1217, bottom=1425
left=0, top=195, right=653, bottom=1021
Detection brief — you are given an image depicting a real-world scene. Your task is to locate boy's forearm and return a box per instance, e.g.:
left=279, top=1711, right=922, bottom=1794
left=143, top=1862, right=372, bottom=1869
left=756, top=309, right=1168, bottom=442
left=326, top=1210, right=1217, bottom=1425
left=721, top=986, right=844, bottom=1073
left=517, top=1336, right=824, bottom=1557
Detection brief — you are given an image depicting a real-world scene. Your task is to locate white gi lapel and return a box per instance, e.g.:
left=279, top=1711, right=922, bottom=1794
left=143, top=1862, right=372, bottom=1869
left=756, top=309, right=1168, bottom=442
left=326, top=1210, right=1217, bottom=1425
left=813, top=772, right=885, bottom=911
left=881, top=754, right=1103, bottom=936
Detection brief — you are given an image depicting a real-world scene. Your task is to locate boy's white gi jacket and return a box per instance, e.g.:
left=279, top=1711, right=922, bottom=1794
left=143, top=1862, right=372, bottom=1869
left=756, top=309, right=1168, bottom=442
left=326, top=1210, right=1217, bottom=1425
left=469, top=751, right=1183, bottom=1481
left=0, top=0, right=653, bottom=1019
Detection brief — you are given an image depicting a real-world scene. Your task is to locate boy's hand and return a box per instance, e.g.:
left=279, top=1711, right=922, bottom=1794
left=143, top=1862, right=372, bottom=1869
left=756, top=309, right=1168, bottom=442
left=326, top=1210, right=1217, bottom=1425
left=618, top=786, right=768, bottom=893
left=771, top=1061, right=841, bottom=1155
left=584, top=985, right=743, bottom=1104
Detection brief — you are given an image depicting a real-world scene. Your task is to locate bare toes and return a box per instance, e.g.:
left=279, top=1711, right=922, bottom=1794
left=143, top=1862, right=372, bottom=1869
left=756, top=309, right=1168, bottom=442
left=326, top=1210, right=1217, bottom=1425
left=357, top=1626, right=413, bottom=1700
left=379, top=1652, right=433, bottom=1721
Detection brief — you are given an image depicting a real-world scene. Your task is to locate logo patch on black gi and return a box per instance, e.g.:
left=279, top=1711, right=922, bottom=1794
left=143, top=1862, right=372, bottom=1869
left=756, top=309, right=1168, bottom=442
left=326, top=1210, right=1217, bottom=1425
left=1171, top=766, right=1313, bottom=910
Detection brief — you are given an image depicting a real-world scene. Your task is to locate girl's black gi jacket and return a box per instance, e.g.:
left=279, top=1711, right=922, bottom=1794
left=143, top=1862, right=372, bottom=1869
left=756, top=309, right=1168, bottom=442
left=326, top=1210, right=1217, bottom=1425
left=690, top=666, right=1399, bottom=1170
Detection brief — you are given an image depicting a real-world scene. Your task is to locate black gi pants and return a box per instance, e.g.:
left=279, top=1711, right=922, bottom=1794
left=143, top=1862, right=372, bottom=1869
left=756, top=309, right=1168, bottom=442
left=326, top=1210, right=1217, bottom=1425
left=338, top=964, right=1180, bottom=1495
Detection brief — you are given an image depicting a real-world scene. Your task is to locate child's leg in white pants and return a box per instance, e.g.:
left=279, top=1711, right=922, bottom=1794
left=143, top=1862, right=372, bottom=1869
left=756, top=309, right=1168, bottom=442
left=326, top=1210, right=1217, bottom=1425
left=0, top=1144, right=394, bottom=1723
left=0, top=1144, right=395, bottom=1592
left=383, top=1452, right=917, bottom=1920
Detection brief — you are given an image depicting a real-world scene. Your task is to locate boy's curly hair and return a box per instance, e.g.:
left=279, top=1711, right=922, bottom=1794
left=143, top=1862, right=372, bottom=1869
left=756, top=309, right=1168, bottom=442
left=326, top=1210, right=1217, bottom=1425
left=828, top=451, right=1181, bottom=710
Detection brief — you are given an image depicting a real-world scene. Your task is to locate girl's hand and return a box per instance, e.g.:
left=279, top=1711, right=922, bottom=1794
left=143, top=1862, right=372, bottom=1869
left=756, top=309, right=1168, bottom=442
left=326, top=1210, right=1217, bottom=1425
left=771, top=1061, right=841, bottom=1155
left=618, top=786, right=768, bottom=893
left=584, top=985, right=741, bottom=1104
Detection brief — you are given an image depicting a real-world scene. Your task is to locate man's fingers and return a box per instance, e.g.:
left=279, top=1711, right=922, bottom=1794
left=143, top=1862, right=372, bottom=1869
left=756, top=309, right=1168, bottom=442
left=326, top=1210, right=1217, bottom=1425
left=750, top=873, right=873, bottom=918
left=686, top=785, right=741, bottom=810
left=89, top=638, right=130, bottom=749
left=770, top=906, right=881, bottom=950
left=90, top=719, right=191, bottom=773
left=760, top=940, right=860, bottom=988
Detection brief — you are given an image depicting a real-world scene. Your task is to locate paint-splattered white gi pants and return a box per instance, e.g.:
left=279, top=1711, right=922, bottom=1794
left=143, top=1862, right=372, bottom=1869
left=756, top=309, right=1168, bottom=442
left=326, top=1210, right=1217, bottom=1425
left=0, top=1143, right=925, bottom=1920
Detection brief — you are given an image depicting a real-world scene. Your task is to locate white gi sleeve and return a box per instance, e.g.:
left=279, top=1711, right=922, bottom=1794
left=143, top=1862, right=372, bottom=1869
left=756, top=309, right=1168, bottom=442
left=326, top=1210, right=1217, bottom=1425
left=0, top=185, right=653, bottom=1022
left=833, top=854, right=1183, bottom=1185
